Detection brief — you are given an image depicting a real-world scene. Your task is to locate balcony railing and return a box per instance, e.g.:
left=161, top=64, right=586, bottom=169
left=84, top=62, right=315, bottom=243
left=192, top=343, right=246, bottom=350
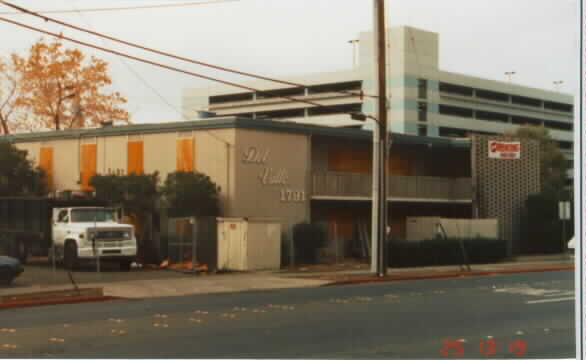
left=312, top=172, right=473, bottom=201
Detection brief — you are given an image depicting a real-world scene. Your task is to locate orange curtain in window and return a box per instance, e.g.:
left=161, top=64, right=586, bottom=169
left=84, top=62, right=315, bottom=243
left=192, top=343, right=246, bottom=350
left=127, top=141, right=144, bottom=175
left=176, top=138, right=194, bottom=171
left=80, top=144, right=97, bottom=190
left=39, top=147, right=54, bottom=191
left=328, top=147, right=371, bottom=173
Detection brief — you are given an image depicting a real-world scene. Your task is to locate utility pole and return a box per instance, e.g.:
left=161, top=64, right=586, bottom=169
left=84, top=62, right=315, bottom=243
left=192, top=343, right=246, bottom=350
left=373, top=0, right=388, bottom=276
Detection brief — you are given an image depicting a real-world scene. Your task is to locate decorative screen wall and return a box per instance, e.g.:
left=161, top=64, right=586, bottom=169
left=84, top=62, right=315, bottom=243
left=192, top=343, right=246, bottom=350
left=470, top=134, right=540, bottom=256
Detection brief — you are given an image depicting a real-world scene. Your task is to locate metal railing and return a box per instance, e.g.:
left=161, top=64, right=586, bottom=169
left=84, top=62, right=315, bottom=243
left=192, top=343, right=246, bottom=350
left=312, top=172, right=473, bottom=201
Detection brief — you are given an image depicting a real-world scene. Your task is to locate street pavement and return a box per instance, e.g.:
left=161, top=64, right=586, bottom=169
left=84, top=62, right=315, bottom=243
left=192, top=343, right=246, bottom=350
left=0, top=270, right=575, bottom=358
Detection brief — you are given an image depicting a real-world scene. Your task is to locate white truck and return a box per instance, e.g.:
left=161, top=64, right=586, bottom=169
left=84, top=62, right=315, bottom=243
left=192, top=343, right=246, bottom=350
left=51, top=206, right=137, bottom=270
left=0, top=197, right=138, bottom=271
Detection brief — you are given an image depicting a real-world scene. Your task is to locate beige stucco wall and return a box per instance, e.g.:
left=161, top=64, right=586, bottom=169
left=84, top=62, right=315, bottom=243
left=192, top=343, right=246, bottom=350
left=46, top=139, right=80, bottom=190
left=97, top=135, right=127, bottom=175
left=230, top=129, right=310, bottom=228
left=15, top=142, right=40, bottom=166
left=193, top=129, right=236, bottom=215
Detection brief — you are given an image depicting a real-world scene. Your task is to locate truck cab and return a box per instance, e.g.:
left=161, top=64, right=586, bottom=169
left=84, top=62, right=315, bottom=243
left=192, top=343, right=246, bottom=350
left=51, top=207, right=137, bottom=271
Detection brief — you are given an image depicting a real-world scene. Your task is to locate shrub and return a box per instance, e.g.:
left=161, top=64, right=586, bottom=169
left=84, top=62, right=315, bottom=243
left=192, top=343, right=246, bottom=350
left=388, top=237, right=507, bottom=268
left=292, top=223, right=327, bottom=264
left=162, top=171, right=220, bottom=218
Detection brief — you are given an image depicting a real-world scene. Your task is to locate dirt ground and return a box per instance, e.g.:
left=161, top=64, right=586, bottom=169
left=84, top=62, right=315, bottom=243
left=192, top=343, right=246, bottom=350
left=6, top=257, right=197, bottom=288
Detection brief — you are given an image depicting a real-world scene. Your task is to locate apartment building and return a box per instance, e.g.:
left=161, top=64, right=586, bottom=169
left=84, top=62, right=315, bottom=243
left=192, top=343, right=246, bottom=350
left=182, top=26, right=574, bottom=181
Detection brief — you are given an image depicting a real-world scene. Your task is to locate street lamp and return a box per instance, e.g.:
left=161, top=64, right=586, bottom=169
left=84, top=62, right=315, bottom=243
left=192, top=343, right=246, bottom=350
left=553, top=80, right=564, bottom=92
left=351, top=110, right=390, bottom=277
left=348, top=39, right=360, bottom=68
left=504, top=71, right=516, bottom=83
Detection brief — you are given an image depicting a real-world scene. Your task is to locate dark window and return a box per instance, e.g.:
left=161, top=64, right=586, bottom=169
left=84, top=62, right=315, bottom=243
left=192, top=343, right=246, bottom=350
left=475, top=89, right=509, bottom=102
left=209, top=92, right=253, bottom=104
left=544, top=101, right=573, bottom=113
left=254, top=108, right=305, bottom=119
left=257, top=87, right=305, bottom=99
left=308, top=81, right=362, bottom=94
left=544, top=120, right=573, bottom=131
left=418, top=79, right=428, bottom=99
left=511, top=95, right=542, bottom=107
left=558, top=141, right=573, bottom=151
left=308, top=103, right=362, bottom=116
left=417, top=125, right=428, bottom=136
left=439, top=127, right=468, bottom=137
left=511, top=116, right=542, bottom=126
left=418, top=102, right=428, bottom=122
left=475, top=110, right=509, bottom=123
left=439, top=104, right=473, bottom=118
left=438, top=82, right=474, bottom=96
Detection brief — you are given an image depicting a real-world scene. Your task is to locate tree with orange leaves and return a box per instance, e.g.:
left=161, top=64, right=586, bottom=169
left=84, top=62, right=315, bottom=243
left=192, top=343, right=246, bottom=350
left=12, top=37, right=129, bottom=130
left=0, top=55, right=30, bottom=135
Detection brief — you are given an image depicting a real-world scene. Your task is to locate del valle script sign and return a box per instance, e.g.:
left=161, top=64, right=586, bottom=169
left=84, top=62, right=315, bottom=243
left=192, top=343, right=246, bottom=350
left=488, top=141, right=521, bottom=159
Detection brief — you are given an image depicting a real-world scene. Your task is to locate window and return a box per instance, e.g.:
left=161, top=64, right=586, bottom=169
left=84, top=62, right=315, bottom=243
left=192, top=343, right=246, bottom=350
left=417, top=125, right=428, bottom=136
left=439, top=127, right=468, bottom=137
left=558, top=141, right=573, bottom=151
left=256, top=87, right=305, bottom=99
left=308, top=103, right=362, bottom=116
left=58, top=210, right=69, bottom=223
left=418, top=102, right=428, bottom=122
left=438, top=82, right=474, bottom=96
left=308, top=81, right=362, bottom=95
left=544, top=120, right=573, bottom=131
left=255, top=109, right=305, bottom=119
left=418, top=79, right=428, bottom=99
left=71, top=208, right=116, bottom=223
left=511, top=116, right=542, bottom=126
left=439, top=104, right=473, bottom=118
left=511, top=95, right=542, bottom=107
left=209, top=92, right=253, bottom=104
left=476, top=110, right=509, bottom=123
left=544, top=101, right=573, bottom=113
left=475, top=89, right=509, bottom=102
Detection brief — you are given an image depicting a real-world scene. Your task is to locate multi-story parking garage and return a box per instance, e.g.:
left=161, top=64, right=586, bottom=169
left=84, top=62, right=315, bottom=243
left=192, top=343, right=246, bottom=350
left=182, top=26, right=574, bottom=185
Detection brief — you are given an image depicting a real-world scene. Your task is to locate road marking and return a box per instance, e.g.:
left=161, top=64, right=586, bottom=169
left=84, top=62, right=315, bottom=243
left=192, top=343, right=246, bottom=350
left=526, top=296, right=574, bottom=304
left=543, top=291, right=574, bottom=297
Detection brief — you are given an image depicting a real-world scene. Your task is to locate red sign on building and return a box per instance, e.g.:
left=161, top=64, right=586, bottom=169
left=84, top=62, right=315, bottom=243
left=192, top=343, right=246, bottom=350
left=488, top=141, right=521, bottom=159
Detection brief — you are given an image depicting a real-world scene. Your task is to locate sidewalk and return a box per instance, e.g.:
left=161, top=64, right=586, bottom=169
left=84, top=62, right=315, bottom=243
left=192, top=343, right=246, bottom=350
left=279, top=254, right=575, bottom=285
left=0, top=254, right=575, bottom=309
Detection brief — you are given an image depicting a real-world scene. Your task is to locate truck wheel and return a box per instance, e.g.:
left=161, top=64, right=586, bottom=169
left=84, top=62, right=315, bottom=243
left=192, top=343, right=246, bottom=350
left=64, top=241, right=78, bottom=270
left=119, top=261, right=132, bottom=272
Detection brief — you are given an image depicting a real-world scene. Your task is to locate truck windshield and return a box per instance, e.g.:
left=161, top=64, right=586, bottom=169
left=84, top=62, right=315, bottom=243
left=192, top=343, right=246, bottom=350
left=70, top=209, right=116, bottom=223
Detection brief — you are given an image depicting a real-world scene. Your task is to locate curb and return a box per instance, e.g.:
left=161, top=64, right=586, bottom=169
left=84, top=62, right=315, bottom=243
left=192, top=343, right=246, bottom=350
left=0, top=295, right=123, bottom=310
left=322, top=265, right=575, bottom=286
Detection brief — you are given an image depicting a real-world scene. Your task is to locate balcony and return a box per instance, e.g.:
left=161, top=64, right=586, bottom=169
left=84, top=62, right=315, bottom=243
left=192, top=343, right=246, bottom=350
left=312, top=172, right=473, bottom=202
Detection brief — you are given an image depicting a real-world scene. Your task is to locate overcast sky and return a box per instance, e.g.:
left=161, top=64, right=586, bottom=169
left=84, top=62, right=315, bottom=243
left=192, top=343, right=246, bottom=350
left=0, top=0, right=579, bottom=124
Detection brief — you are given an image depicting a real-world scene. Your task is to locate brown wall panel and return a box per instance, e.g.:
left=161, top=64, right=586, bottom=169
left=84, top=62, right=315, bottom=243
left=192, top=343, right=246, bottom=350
left=127, top=141, right=144, bottom=175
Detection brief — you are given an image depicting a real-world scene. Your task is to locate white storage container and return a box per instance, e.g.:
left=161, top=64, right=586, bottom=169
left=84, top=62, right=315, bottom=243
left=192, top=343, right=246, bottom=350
left=216, top=218, right=281, bottom=271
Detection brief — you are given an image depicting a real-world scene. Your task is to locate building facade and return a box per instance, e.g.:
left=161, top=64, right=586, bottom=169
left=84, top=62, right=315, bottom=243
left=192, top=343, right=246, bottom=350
left=182, top=26, right=574, bottom=182
left=4, top=118, right=540, bottom=257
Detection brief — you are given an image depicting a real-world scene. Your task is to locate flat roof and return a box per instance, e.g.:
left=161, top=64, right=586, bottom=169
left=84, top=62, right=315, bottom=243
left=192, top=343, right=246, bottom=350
left=1, top=117, right=471, bottom=149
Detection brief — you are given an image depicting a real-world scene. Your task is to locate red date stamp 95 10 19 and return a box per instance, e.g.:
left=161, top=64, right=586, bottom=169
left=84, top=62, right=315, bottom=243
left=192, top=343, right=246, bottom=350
left=440, top=338, right=527, bottom=357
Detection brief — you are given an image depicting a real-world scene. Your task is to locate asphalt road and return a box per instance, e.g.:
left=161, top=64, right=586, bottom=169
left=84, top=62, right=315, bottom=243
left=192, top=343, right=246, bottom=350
left=0, top=270, right=575, bottom=358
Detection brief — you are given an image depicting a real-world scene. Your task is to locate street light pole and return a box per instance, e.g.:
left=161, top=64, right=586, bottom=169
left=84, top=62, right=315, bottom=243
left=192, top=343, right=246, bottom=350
left=373, top=0, right=388, bottom=276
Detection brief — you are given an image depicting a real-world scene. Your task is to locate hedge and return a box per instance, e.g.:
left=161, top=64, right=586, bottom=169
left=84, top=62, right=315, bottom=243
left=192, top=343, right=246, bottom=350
left=388, top=238, right=507, bottom=268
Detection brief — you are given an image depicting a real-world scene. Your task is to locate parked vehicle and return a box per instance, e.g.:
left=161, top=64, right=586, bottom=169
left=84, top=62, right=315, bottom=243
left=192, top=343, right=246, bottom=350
left=0, top=256, right=23, bottom=285
left=0, top=197, right=137, bottom=271
left=568, top=237, right=575, bottom=254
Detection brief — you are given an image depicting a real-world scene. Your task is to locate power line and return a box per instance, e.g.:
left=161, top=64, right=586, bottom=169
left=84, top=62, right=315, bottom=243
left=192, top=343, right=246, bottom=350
left=0, top=15, right=368, bottom=126
left=0, top=0, right=238, bottom=15
left=0, top=0, right=377, bottom=100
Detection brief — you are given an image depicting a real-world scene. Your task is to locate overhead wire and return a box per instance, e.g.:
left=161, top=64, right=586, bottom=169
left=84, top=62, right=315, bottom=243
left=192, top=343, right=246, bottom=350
left=0, top=0, right=378, bottom=100
left=0, top=15, right=374, bottom=137
left=0, top=13, right=384, bottom=127
left=0, top=0, right=239, bottom=15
